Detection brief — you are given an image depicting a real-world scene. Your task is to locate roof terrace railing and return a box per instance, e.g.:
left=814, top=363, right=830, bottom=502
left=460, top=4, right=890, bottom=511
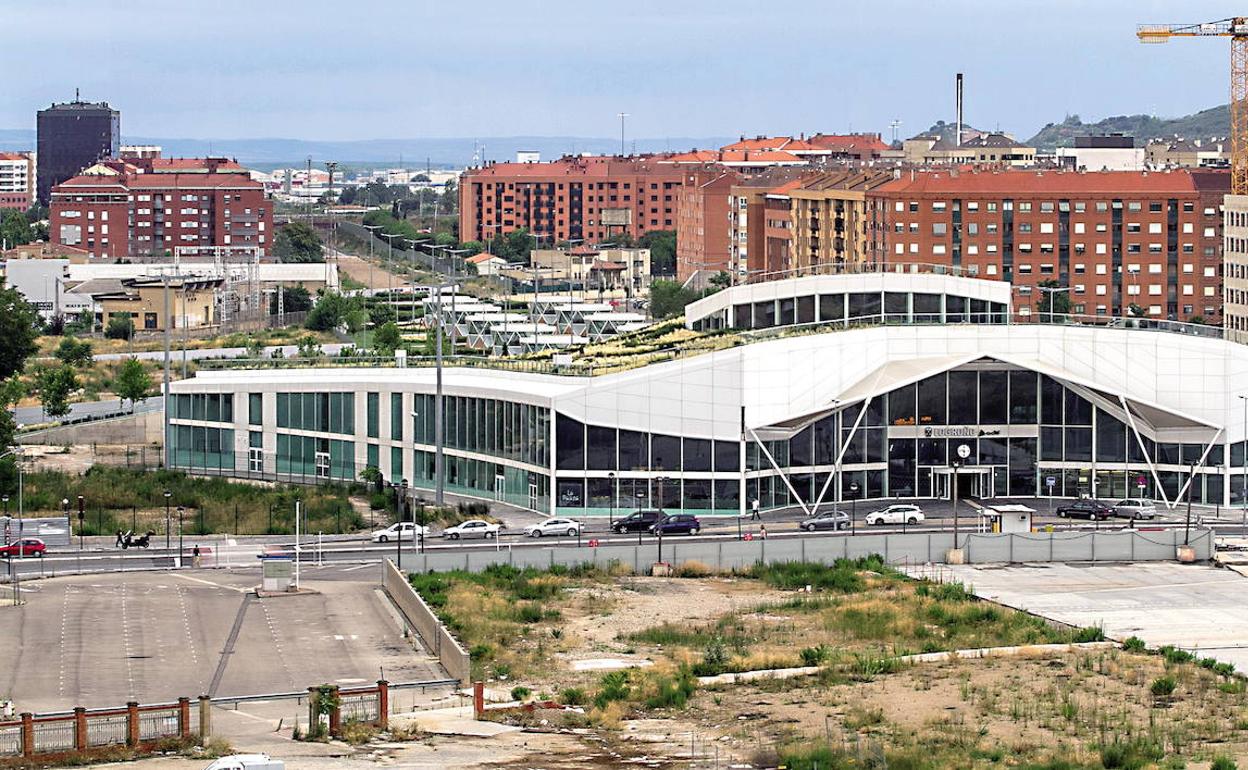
left=195, top=310, right=1229, bottom=378
left=737, top=260, right=1007, bottom=285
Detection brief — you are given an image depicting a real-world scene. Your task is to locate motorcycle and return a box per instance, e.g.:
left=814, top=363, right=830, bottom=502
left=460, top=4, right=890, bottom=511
left=119, top=530, right=155, bottom=549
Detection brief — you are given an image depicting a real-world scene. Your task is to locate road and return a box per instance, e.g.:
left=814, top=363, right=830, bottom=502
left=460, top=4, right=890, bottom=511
left=6, top=502, right=1239, bottom=581
left=14, top=396, right=164, bottom=427
left=93, top=343, right=350, bottom=363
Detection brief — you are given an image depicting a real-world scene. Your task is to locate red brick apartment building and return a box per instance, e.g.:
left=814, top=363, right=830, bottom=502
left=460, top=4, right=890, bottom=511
left=459, top=156, right=691, bottom=246
left=675, top=169, right=742, bottom=281
left=49, top=157, right=269, bottom=260
left=869, top=168, right=1228, bottom=321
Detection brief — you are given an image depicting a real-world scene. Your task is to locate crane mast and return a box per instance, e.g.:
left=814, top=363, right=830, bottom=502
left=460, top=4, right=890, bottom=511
left=1138, top=17, right=1248, bottom=193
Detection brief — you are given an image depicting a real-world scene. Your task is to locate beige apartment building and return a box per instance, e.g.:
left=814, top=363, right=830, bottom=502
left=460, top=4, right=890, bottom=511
left=1226, top=194, right=1248, bottom=343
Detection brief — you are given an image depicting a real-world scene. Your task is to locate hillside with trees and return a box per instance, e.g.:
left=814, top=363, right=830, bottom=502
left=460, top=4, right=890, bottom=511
left=1026, top=104, right=1229, bottom=150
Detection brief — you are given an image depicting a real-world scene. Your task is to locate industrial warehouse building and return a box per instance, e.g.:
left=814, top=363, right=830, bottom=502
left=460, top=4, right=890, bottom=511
left=168, top=272, right=1248, bottom=516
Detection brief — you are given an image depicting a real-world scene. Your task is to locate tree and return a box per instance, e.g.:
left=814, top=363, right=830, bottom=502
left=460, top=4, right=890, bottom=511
left=368, top=302, right=396, bottom=327
left=0, top=209, right=34, bottom=248
left=373, top=322, right=403, bottom=355
left=337, top=186, right=358, bottom=205
left=105, top=314, right=134, bottom=340
left=1187, top=315, right=1207, bottom=325
left=64, top=310, right=95, bottom=335
left=1128, top=303, right=1147, bottom=318
left=709, top=271, right=732, bottom=289
left=650, top=279, right=703, bottom=320
left=296, top=335, right=323, bottom=358
left=1035, top=280, right=1071, bottom=319
left=270, top=285, right=313, bottom=314
left=638, top=230, right=676, bottom=275
left=55, top=337, right=93, bottom=367
left=305, top=292, right=365, bottom=332
left=458, top=240, right=484, bottom=257
left=0, top=286, right=39, bottom=380
left=36, top=366, right=78, bottom=421
left=113, top=357, right=153, bottom=412
left=273, top=221, right=324, bottom=263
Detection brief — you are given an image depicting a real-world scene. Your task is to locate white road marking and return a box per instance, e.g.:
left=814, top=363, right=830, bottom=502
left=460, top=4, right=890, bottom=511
left=172, top=573, right=249, bottom=593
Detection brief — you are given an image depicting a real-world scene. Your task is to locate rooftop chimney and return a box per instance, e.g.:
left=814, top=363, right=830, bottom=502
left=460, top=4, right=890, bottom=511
left=956, top=73, right=964, bottom=148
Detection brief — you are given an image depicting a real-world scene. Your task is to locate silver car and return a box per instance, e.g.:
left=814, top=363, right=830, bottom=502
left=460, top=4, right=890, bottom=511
left=1111, top=499, right=1157, bottom=520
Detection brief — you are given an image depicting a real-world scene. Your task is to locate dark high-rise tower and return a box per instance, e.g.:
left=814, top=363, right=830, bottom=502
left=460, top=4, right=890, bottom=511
left=36, top=96, right=119, bottom=205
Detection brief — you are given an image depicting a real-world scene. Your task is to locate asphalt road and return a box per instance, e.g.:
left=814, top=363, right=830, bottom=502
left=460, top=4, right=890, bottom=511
left=14, top=396, right=163, bottom=427
left=93, top=343, right=349, bottom=363
left=7, top=502, right=1236, bottom=580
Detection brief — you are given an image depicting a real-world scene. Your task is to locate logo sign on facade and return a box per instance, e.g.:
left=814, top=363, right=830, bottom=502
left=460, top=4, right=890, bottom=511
left=924, top=427, right=978, bottom=439
left=956, top=443, right=972, bottom=460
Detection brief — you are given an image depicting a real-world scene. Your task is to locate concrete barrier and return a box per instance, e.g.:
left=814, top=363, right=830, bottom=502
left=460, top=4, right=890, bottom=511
left=381, top=560, right=471, bottom=686
left=396, top=528, right=1214, bottom=576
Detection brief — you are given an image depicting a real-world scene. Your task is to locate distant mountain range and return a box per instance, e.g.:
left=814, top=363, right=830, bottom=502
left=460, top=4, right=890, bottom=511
left=0, top=104, right=1233, bottom=167
left=0, top=130, right=735, bottom=170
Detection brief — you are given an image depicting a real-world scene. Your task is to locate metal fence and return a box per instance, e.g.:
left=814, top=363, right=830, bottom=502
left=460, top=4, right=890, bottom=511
left=86, top=713, right=128, bottom=748
left=395, top=527, right=1214, bottom=575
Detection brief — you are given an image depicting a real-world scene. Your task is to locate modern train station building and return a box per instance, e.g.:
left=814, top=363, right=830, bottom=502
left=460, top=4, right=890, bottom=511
left=168, top=271, right=1248, bottom=516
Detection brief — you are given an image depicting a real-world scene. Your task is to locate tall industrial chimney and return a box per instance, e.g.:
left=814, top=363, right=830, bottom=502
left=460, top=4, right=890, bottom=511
left=955, top=73, right=964, bottom=147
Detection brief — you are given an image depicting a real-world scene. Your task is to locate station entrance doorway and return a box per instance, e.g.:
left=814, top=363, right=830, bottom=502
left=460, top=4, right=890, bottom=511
left=930, top=467, right=996, bottom=500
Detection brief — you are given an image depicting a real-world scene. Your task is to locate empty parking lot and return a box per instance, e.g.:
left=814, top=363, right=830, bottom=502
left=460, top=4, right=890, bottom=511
left=937, top=561, right=1248, bottom=671
left=0, top=566, right=444, bottom=713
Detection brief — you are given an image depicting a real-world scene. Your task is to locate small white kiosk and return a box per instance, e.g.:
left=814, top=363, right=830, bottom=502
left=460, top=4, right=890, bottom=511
left=979, top=504, right=1035, bottom=534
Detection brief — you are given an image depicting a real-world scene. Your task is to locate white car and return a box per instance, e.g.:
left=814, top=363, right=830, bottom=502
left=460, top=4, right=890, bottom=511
left=370, top=522, right=430, bottom=543
left=523, top=518, right=583, bottom=538
left=442, top=519, right=501, bottom=540
left=204, top=754, right=285, bottom=770
left=864, top=504, right=925, bottom=526
left=1111, top=499, right=1157, bottom=520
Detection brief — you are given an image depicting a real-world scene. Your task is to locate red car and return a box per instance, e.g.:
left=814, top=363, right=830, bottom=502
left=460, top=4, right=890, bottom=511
left=0, top=538, right=46, bottom=557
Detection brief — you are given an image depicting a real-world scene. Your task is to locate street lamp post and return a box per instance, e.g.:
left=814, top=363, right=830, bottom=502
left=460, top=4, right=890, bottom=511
left=177, top=506, right=185, bottom=566
left=362, top=223, right=382, bottom=292
left=1240, top=395, right=1248, bottom=536
left=1038, top=284, right=1073, bottom=325
left=607, top=471, right=616, bottom=532
left=76, top=496, right=84, bottom=551
left=850, top=482, right=859, bottom=536
left=164, top=490, right=172, bottom=551
left=654, top=475, right=668, bottom=564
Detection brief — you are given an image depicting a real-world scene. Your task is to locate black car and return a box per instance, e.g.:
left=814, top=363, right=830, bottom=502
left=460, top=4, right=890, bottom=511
left=1056, top=499, right=1114, bottom=520
left=801, top=510, right=851, bottom=532
left=649, top=514, right=701, bottom=535
left=612, top=510, right=662, bottom=533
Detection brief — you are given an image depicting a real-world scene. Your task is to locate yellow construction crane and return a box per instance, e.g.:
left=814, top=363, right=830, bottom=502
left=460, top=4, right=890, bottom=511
left=1138, top=18, right=1248, bottom=193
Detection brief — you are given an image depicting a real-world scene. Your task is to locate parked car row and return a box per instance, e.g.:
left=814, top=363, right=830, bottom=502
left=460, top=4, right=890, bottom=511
left=1056, top=498, right=1157, bottom=521
left=366, top=495, right=1157, bottom=546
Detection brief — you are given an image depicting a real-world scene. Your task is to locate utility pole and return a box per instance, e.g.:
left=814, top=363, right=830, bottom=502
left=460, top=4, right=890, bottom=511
left=162, top=277, right=171, bottom=469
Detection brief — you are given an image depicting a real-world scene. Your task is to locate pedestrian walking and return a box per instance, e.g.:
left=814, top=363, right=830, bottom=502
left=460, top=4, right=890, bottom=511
left=115, top=530, right=124, bottom=548
left=750, top=498, right=761, bottom=521
left=192, top=544, right=202, bottom=569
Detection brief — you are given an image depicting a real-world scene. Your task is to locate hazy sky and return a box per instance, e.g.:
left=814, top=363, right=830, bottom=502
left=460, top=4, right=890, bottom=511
left=0, top=0, right=1236, bottom=141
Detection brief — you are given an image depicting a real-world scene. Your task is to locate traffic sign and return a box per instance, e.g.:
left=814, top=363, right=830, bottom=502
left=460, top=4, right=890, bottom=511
left=1045, top=475, right=1056, bottom=488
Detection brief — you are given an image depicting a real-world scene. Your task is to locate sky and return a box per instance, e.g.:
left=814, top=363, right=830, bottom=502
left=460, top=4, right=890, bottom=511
left=0, top=0, right=1237, bottom=142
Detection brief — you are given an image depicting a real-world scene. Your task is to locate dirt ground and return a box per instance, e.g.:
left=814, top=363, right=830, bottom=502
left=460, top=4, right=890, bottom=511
left=560, top=576, right=790, bottom=655
left=336, top=253, right=407, bottom=290
left=18, top=443, right=158, bottom=475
